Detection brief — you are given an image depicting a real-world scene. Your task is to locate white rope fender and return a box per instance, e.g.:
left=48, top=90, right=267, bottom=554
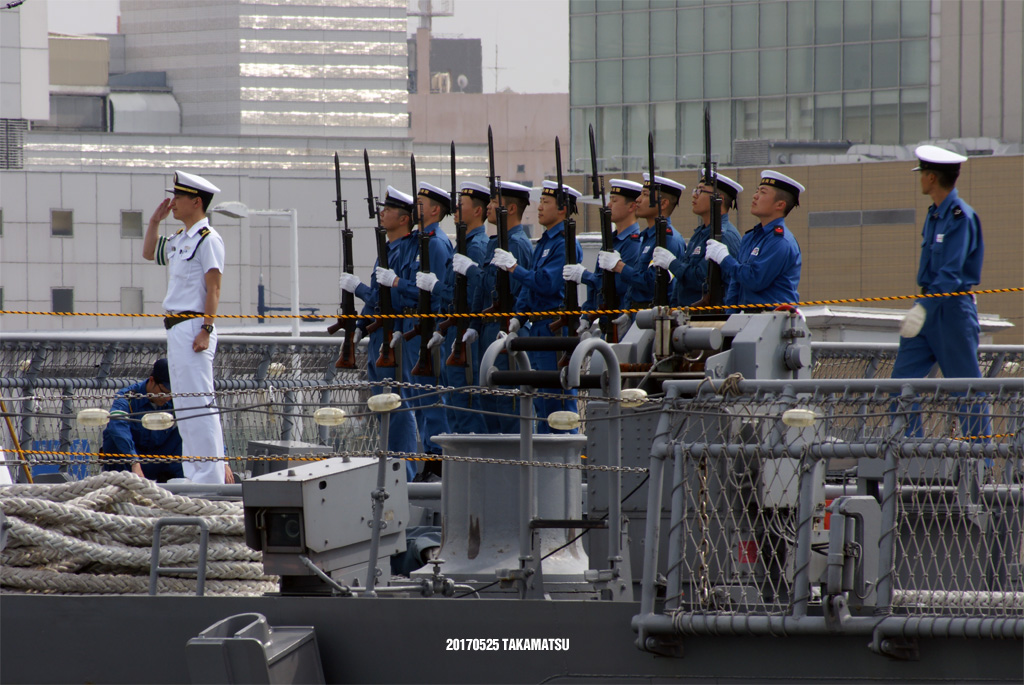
left=1, top=471, right=277, bottom=595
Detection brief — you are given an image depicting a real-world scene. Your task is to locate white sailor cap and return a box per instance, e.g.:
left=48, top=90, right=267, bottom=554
left=609, top=178, right=643, bottom=200
left=166, top=170, right=220, bottom=198
left=912, top=144, right=968, bottom=172
left=540, top=180, right=582, bottom=214
left=540, top=180, right=583, bottom=201
left=699, top=169, right=744, bottom=197
left=642, top=173, right=686, bottom=198
left=383, top=185, right=415, bottom=212
left=417, top=181, right=451, bottom=208
left=759, top=170, right=805, bottom=205
left=460, top=181, right=490, bottom=203
left=495, top=180, right=532, bottom=203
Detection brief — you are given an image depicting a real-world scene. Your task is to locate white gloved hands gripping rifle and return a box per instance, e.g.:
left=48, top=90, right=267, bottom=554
left=338, top=273, right=361, bottom=294
left=375, top=266, right=398, bottom=287
left=651, top=246, right=675, bottom=270
left=491, top=248, right=517, bottom=271
left=416, top=271, right=439, bottom=292
left=704, top=239, right=729, bottom=264
left=597, top=250, right=621, bottom=272
left=562, top=263, right=586, bottom=283
left=452, top=253, right=477, bottom=275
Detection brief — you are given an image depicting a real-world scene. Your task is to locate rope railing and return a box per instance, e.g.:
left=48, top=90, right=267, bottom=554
left=2, top=286, right=1021, bottom=321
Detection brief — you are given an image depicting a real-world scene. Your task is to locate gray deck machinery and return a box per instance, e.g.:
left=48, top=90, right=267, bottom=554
left=237, top=304, right=1022, bottom=678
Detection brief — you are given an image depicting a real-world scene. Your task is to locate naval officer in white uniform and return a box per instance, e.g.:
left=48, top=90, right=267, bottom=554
left=143, top=171, right=232, bottom=484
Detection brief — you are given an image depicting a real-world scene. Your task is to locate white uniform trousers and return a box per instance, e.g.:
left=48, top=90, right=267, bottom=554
left=166, top=319, right=225, bottom=484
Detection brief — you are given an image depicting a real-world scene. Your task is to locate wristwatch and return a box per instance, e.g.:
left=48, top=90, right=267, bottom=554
left=201, top=324, right=214, bottom=334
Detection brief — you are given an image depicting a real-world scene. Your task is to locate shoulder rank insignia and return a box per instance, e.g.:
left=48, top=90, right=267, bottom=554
left=186, top=228, right=213, bottom=261
left=774, top=226, right=784, bottom=235
left=952, top=206, right=963, bottom=218
left=174, top=228, right=184, bottom=235
left=630, top=233, right=641, bottom=240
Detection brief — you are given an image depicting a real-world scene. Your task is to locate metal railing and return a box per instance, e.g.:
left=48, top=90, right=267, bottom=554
left=636, top=377, right=1024, bottom=654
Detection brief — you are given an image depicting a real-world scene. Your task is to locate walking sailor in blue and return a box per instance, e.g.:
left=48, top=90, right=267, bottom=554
left=892, top=144, right=990, bottom=440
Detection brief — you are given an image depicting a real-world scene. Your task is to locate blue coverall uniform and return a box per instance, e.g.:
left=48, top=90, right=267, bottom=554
left=471, top=224, right=534, bottom=433
left=440, top=224, right=489, bottom=434
left=892, top=188, right=990, bottom=438
left=581, top=222, right=643, bottom=311
left=509, top=221, right=584, bottom=433
left=356, top=234, right=419, bottom=480
left=619, top=219, right=686, bottom=306
left=669, top=215, right=742, bottom=306
left=392, top=223, right=453, bottom=462
left=721, top=217, right=801, bottom=307
left=100, top=379, right=184, bottom=482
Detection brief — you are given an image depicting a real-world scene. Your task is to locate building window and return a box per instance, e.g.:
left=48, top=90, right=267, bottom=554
left=121, top=287, right=144, bottom=314
left=52, top=288, right=74, bottom=313
left=51, top=210, right=73, bottom=237
left=121, top=210, right=143, bottom=238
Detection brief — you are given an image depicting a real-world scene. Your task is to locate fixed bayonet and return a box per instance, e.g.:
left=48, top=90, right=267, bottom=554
left=327, top=152, right=358, bottom=368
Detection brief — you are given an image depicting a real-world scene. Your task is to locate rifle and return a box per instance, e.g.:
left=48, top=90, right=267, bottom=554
left=589, top=124, right=618, bottom=342
left=486, top=125, right=512, bottom=330
left=405, top=153, right=435, bottom=377
left=327, top=152, right=358, bottom=368
left=362, top=149, right=397, bottom=368
left=704, top=104, right=724, bottom=306
left=548, top=136, right=580, bottom=349
left=443, top=141, right=471, bottom=368
left=648, top=133, right=669, bottom=307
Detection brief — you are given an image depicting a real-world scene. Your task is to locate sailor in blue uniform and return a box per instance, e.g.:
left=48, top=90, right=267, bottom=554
left=708, top=170, right=803, bottom=308
left=382, top=181, right=454, bottom=479
left=598, top=174, right=686, bottom=309
left=892, top=145, right=990, bottom=439
left=563, top=179, right=643, bottom=335
left=653, top=170, right=743, bottom=306
left=99, top=358, right=184, bottom=482
left=493, top=180, right=583, bottom=433
left=339, top=186, right=420, bottom=480
left=453, top=180, right=534, bottom=433
left=441, top=182, right=492, bottom=435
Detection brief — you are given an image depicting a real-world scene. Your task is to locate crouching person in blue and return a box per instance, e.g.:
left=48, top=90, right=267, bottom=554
left=893, top=145, right=991, bottom=441
left=100, top=358, right=185, bottom=482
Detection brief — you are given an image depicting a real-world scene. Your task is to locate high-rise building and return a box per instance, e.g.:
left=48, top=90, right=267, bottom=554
left=568, top=0, right=1023, bottom=168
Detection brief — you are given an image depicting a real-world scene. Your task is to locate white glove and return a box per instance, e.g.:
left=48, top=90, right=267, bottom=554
left=389, top=330, right=403, bottom=349
left=562, top=263, right=586, bottom=283
left=375, top=266, right=398, bottom=287
left=350, top=328, right=363, bottom=345
left=704, top=239, right=729, bottom=264
left=492, top=248, right=517, bottom=271
left=900, top=304, right=926, bottom=338
left=462, top=328, right=479, bottom=344
left=508, top=317, right=521, bottom=334
left=416, top=271, right=439, bottom=292
left=576, top=318, right=593, bottom=336
left=651, top=246, right=675, bottom=270
left=452, top=253, right=477, bottom=275
left=427, top=331, right=445, bottom=350
left=597, top=250, right=622, bottom=272
left=339, top=273, right=361, bottom=293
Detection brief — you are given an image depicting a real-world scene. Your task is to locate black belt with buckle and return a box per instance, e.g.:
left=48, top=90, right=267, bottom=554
left=401, top=307, right=418, bottom=315
left=164, top=311, right=204, bottom=330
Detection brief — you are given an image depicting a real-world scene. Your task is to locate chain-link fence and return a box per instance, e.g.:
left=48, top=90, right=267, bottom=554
left=0, top=334, right=378, bottom=478
left=651, top=380, right=1023, bottom=624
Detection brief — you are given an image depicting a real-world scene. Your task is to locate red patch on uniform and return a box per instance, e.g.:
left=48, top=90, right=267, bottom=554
left=774, top=226, right=784, bottom=235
